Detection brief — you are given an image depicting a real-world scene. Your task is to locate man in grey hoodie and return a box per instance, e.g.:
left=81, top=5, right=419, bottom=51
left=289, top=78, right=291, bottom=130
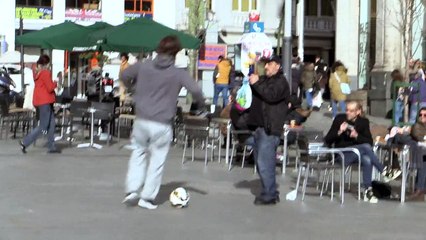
left=121, top=35, right=205, bottom=209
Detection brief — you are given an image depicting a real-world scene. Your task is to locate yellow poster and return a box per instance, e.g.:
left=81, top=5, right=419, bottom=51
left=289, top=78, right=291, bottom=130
left=15, top=7, right=53, bottom=20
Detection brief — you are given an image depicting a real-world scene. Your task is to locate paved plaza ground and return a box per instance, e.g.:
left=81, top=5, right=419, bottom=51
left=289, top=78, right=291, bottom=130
left=1, top=109, right=426, bottom=240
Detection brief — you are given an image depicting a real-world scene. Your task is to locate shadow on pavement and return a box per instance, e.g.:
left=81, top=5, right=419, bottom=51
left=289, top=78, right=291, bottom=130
left=234, top=179, right=280, bottom=197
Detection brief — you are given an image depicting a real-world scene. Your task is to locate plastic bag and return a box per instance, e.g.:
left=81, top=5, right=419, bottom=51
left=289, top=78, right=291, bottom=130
left=340, top=82, right=351, bottom=95
left=235, top=77, right=252, bottom=111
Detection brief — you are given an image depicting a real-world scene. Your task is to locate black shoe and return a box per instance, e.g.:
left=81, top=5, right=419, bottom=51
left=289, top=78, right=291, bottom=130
left=19, top=141, right=26, bottom=154
left=253, top=196, right=277, bottom=205
left=47, top=148, right=62, bottom=154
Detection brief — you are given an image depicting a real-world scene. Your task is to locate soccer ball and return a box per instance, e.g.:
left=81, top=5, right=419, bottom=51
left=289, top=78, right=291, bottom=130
left=169, top=187, right=190, bottom=208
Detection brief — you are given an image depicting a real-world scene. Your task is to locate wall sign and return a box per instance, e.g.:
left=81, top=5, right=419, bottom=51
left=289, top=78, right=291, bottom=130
left=15, top=7, right=53, bottom=20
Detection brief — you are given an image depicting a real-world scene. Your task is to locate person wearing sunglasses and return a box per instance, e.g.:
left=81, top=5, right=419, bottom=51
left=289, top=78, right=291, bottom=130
left=409, top=107, right=426, bottom=200
left=324, top=101, right=401, bottom=203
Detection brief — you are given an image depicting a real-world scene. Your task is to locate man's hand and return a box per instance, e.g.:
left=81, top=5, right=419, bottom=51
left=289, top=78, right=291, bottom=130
left=339, top=122, right=348, bottom=132
left=249, top=74, right=259, bottom=85
left=349, top=129, right=358, bottom=139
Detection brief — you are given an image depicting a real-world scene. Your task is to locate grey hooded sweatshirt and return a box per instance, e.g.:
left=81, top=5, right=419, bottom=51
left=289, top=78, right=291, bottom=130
left=121, top=54, right=204, bottom=124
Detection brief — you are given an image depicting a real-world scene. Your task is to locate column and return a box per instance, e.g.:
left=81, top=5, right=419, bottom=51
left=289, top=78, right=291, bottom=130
left=102, top=0, right=124, bottom=25
left=51, top=0, right=66, bottom=79
left=0, top=1, right=16, bottom=52
left=153, top=0, right=177, bottom=28
left=358, top=0, right=370, bottom=89
left=373, top=0, right=403, bottom=72
left=335, top=0, right=359, bottom=88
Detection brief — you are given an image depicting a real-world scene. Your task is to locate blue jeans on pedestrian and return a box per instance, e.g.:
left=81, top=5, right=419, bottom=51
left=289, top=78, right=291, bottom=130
left=394, top=100, right=404, bottom=124
left=213, top=84, right=229, bottom=107
left=305, top=90, right=313, bottom=108
left=252, top=128, right=281, bottom=201
left=416, top=167, right=426, bottom=190
left=339, top=143, right=384, bottom=188
left=331, top=100, right=346, bottom=118
left=22, top=104, right=57, bottom=151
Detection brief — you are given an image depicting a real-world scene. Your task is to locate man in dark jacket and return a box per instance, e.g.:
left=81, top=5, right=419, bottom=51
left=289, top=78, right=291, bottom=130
left=324, top=101, right=400, bottom=203
left=247, top=56, right=290, bottom=205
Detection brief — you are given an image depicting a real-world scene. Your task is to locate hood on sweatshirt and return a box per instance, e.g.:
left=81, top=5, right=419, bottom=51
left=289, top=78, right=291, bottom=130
left=153, top=54, right=175, bottom=69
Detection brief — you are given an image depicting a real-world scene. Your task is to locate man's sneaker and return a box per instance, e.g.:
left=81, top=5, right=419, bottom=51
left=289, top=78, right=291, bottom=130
left=122, top=192, right=139, bottom=205
left=138, top=199, right=158, bottom=210
left=363, top=187, right=378, bottom=203
left=382, top=168, right=402, bottom=183
left=47, top=148, right=62, bottom=154
left=19, top=141, right=27, bottom=154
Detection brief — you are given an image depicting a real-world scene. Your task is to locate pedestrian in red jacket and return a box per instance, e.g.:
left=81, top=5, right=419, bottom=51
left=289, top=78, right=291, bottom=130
left=20, top=54, right=61, bottom=154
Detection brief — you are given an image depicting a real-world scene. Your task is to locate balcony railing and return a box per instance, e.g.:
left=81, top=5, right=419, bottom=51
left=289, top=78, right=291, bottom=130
left=304, top=16, right=335, bottom=32
left=179, top=10, right=335, bottom=35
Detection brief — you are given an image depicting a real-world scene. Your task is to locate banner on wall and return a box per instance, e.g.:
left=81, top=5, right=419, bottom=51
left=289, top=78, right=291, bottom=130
left=15, top=7, right=53, bottom=20
left=65, top=8, right=102, bottom=21
left=198, top=44, right=227, bottom=70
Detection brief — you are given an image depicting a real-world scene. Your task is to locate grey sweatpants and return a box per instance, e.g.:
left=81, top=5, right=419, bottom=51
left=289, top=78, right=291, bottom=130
left=125, top=118, right=172, bottom=201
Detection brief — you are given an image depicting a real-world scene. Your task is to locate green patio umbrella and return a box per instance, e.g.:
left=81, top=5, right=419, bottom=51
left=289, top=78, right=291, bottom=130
left=89, top=17, right=200, bottom=52
left=47, top=22, right=113, bottom=51
left=15, top=21, right=82, bottom=48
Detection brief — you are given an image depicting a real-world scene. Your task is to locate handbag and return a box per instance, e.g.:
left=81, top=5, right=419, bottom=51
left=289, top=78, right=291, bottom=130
left=334, top=72, right=351, bottom=95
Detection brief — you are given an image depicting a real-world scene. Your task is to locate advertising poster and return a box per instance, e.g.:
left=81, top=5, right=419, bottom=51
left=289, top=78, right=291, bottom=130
left=198, top=44, right=227, bottom=70
left=65, top=8, right=102, bottom=21
left=15, top=7, right=53, bottom=19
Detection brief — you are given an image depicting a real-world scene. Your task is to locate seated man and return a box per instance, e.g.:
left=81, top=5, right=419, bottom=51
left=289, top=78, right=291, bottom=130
left=324, top=100, right=401, bottom=203
left=408, top=107, right=426, bottom=201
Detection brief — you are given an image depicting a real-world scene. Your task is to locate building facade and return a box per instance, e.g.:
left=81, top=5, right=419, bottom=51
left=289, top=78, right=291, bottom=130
left=1, top=0, right=422, bottom=106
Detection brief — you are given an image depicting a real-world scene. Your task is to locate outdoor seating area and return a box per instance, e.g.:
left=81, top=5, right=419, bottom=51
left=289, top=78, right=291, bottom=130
left=0, top=98, right=417, bottom=206
left=169, top=110, right=415, bottom=204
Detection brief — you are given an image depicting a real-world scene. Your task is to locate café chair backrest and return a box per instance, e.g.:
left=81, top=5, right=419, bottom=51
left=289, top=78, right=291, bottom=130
left=70, top=101, right=91, bottom=118
left=91, top=102, right=115, bottom=120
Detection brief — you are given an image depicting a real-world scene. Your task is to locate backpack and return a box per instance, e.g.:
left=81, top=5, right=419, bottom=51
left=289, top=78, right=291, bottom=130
left=371, top=180, right=392, bottom=199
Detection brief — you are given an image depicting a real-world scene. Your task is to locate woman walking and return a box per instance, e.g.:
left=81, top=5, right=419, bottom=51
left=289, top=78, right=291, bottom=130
left=329, top=61, right=350, bottom=118
left=20, top=55, right=60, bottom=154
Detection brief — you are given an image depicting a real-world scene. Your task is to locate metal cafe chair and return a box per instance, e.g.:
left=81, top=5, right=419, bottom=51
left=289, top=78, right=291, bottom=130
left=181, top=116, right=211, bottom=166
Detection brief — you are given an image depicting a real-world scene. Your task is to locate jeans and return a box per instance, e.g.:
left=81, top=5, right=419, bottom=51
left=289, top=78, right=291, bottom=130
left=213, top=84, right=229, bottom=107
left=409, top=102, right=426, bottom=124
left=22, top=104, right=56, bottom=151
left=394, top=100, right=404, bottom=124
left=125, top=118, right=172, bottom=201
left=305, top=90, right=313, bottom=108
left=331, top=100, right=346, bottom=118
left=339, top=143, right=384, bottom=188
left=417, top=167, right=426, bottom=190
left=253, top=128, right=281, bottom=201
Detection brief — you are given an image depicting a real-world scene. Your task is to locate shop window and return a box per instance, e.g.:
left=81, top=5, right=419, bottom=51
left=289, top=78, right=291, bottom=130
left=125, top=0, right=153, bottom=13
left=16, top=0, right=52, bottom=6
left=66, top=0, right=99, bottom=9
left=305, top=0, right=318, bottom=16
left=232, top=0, right=256, bottom=12
left=321, top=0, right=333, bottom=16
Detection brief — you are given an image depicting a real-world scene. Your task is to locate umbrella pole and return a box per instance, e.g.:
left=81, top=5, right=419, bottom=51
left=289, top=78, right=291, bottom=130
left=98, top=51, right=103, bottom=102
left=67, top=51, right=71, bottom=88
left=19, top=13, right=25, bottom=93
